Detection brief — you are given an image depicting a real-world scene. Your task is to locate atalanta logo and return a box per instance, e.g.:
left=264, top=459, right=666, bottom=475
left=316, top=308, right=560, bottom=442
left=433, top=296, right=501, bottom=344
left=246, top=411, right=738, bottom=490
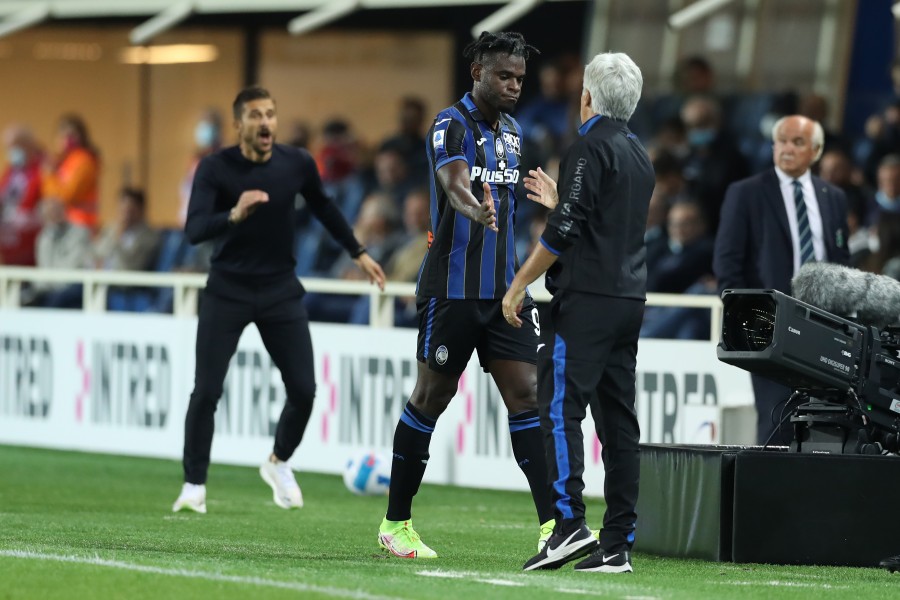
left=495, top=137, right=505, bottom=158
left=435, top=345, right=449, bottom=365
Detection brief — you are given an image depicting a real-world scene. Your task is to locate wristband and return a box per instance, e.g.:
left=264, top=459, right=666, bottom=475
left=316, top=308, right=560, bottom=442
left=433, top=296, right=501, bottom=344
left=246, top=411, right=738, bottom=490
left=351, top=246, right=367, bottom=258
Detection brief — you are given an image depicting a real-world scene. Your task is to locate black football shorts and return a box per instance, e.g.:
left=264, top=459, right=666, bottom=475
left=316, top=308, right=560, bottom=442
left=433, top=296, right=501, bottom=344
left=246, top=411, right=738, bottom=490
left=415, top=296, right=540, bottom=375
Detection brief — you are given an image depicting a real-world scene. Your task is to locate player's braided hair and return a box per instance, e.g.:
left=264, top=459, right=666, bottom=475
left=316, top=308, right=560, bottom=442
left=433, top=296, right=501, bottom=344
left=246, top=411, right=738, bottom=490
left=463, top=31, right=540, bottom=63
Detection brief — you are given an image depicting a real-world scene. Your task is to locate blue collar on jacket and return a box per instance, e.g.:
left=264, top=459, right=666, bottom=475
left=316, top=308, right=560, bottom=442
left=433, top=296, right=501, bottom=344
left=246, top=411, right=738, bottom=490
left=578, top=114, right=604, bottom=136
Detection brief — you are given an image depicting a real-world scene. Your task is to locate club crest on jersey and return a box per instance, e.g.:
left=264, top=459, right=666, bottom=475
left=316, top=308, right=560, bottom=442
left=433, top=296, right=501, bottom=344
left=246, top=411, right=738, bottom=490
left=435, top=345, right=449, bottom=365
left=502, top=132, right=521, bottom=156
left=470, top=165, right=520, bottom=184
left=495, top=137, right=505, bottom=158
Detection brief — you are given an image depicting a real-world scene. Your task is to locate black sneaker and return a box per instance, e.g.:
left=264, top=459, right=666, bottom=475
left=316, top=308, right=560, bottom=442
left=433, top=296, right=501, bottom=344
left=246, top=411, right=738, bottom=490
left=879, top=555, right=900, bottom=573
left=574, top=546, right=633, bottom=573
left=522, top=523, right=598, bottom=571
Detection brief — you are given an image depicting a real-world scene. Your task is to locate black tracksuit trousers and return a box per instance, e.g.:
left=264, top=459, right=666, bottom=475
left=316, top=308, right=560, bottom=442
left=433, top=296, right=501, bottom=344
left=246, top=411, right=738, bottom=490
left=182, top=272, right=316, bottom=484
left=538, top=290, right=644, bottom=552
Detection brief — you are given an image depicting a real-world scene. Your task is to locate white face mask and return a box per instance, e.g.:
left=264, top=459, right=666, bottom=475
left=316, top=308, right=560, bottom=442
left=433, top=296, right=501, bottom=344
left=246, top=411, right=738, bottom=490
left=8, top=146, right=26, bottom=167
left=194, top=121, right=219, bottom=149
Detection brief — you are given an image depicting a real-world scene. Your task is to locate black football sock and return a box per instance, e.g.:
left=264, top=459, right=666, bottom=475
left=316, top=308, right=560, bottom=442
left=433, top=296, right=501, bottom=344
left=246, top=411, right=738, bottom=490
left=509, top=409, right=555, bottom=524
left=385, top=402, right=436, bottom=522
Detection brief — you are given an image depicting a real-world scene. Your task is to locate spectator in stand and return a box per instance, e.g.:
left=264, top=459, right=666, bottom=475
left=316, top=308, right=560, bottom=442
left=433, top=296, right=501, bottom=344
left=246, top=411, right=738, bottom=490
left=649, top=55, right=717, bottom=128
left=872, top=154, right=900, bottom=223
left=386, top=187, right=430, bottom=283
left=646, top=150, right=687, bottom=273
left=642, top=199, right=716, bottom=341
left=297, top=119, right=367, bottom=276
left=380, top=97, right=428, bottom=182
left=863, top=212, right=900, bottom=280
left=178, top=109, right=223, bottom=226
left=168, top=109, right=223, bottom=276
left=675, top=55, right=715, bottom=96
left=93, top=187, right=160, bottom=272
left=350, top=187, right=432, bottom=327
left=371, top=144, right=414, bottom=207
left=43, top=114, right=100, bottom=230
left=285, top=120, right=312, bottom=150
left=859, top=100, right=900, bottom=186
left=818, top=149, right=876, bottom=267
left=305, top=192, right=403, bottom=323
left=647, top=200, right=714, bottom=294
left=648, top=117, right=689, bottom=162
left=517, top=59, right=571, bottom=160
left=819, top=148, right=876, bottom=224
left=93, top=187, right=161, bottom=315
left=680, top=95, right=749, bottom=234
left=0, top=125, right=43, bottom=265
left=799, top=93, right=850, bottom=156
left=24, top=198, right=91, bottom=308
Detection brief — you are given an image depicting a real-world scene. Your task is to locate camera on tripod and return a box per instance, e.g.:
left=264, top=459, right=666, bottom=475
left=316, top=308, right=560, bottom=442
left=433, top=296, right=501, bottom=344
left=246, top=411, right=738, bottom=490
left=716, top=287, right=900, bottom=454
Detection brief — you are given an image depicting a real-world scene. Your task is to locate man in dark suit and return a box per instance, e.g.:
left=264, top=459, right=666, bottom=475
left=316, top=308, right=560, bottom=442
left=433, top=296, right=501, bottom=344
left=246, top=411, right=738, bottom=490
left=714, top=114, right=849, bottom=445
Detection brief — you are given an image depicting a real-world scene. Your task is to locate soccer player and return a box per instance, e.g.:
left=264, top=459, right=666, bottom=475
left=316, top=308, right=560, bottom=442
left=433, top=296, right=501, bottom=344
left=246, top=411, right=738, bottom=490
left=377, top=31, right=555, bottom=559
left=172, top=86, right=385, bottom=514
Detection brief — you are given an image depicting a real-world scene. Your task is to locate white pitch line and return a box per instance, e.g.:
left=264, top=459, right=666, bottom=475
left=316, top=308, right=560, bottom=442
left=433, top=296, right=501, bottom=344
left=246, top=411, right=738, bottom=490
left=0, top=550, right=399, bottom=600
left=716, top=580, right=849, bottom=589
left=417, top=569, right=619, bottom=596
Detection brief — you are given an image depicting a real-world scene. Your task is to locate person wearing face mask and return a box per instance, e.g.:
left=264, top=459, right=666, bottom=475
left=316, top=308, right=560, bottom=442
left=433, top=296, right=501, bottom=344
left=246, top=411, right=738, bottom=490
left=872, top=154, right=900, bottom=222
left=43, top=114, right=100, bottom=230
left=680, top=95, right=749, bottom=235
left=178, top=109, right=223, bottom=228
left=0, top=124, right=44, bottom=265
left=714, top=115, right=850, bottom=446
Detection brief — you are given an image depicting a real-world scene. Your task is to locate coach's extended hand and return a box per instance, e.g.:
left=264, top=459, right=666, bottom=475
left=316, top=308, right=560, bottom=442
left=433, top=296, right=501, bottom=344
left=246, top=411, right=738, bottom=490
left=523, top=167, right=558, bottom=209
left=501, top=282, right=526, bottom=328
left=353, top=252, right=386, bottom=291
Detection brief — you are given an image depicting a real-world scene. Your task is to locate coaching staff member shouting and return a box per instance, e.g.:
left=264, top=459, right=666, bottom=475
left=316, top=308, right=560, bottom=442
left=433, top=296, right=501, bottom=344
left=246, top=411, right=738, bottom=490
left=172, top=86, right=385, bottom=514
left=503, top=52, right=654, bottom=574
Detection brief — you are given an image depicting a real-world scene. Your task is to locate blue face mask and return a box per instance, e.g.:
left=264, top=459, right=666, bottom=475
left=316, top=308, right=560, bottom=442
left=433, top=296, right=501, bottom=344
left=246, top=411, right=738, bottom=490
left=7, top=146, right=25, bottom=167
left=194, top=121, right=219, bottom=149
left=687, top=128, right=716, bottom=147
left=876, top=190, right=900, bottom=212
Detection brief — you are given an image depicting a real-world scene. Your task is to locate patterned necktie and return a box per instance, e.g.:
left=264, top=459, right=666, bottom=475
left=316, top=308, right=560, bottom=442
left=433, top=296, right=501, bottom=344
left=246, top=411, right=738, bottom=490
left=792, top=179, right=815, bottom=265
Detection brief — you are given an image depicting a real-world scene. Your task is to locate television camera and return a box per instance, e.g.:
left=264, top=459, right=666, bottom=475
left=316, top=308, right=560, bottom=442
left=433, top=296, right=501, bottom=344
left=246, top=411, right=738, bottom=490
left=716, top=264, right=900, bottom=455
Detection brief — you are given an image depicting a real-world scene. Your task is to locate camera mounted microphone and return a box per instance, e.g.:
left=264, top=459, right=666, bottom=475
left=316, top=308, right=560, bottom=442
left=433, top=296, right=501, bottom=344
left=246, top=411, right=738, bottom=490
left=791, top=262, right=900, bottom=329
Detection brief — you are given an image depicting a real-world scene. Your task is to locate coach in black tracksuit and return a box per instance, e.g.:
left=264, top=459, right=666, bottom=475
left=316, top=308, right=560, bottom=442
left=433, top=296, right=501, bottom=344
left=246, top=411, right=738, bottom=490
left=173, top=86, right=384, bottom=513
left=503, top=53, right=654, bottom=573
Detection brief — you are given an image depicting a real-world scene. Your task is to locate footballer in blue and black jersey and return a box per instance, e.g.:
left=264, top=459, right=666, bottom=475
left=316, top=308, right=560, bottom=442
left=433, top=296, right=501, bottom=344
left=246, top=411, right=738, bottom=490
left=417, top=92, right=525, bottom=300
left=382, top=33, right=556, bottom=561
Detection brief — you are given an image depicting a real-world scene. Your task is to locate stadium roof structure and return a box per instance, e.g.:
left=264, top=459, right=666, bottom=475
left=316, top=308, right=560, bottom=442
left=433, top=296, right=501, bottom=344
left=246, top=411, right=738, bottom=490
left=0, top=0, right=581, bottom=44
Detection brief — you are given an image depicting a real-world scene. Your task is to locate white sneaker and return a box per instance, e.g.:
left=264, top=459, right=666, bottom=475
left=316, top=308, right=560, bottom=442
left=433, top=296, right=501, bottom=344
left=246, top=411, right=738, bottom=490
left=260, top=458, right=304, bottom=509
left=172, top=482, right=207, bottom=514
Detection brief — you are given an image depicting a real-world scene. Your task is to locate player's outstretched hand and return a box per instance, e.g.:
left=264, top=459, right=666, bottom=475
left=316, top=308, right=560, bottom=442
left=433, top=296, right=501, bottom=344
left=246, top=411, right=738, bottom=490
left=479, top=182, right=499, bottom=232
left=523, top=167, right=559, bottom=209
left=354, top=252, right=386, bottom=291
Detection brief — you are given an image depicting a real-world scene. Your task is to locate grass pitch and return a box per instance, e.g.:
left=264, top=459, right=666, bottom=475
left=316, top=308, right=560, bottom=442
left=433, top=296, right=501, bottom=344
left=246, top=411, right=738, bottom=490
left=0, top=444, right=895, bottom=599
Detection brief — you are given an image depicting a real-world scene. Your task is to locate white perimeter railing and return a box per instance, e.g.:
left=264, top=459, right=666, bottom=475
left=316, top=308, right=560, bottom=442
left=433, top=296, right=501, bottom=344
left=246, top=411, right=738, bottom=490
left=0, top=266, right=724, bottom=340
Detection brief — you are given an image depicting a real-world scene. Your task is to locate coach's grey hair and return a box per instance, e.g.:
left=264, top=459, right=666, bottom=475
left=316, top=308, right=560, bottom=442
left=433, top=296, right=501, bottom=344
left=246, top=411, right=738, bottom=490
left=583, top=52, right=643, bottom=122
left=771, top=115, right=826, bottom=162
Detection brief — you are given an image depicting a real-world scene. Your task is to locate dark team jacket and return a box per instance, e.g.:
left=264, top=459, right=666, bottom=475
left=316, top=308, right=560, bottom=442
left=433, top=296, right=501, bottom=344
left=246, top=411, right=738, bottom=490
left=185, top=144, right=363, bottom=291
left=417, top=93, right=524, bottom=300
left=540, top=115, right=655, bottom=299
